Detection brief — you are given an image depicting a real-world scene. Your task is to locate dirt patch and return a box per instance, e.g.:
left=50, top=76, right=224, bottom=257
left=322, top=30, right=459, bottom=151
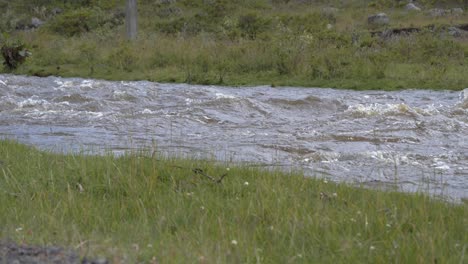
left=0, top=240, right=107, bottom=264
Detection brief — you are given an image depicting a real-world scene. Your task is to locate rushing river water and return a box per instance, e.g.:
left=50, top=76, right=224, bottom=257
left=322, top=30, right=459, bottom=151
left=0, top=74, right=467, bottom=200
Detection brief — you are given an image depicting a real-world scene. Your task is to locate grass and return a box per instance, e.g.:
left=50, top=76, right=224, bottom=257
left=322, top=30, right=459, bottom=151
left=0, top=139, right=466, bottom=263
left=1, top=0, right=468, bottom=90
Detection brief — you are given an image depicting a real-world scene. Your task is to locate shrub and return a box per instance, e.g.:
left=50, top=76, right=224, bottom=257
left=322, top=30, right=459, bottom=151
left=107, top=43, right=137, bottom=72
left=47, top=7, right=105, bottom=36
left=203, top=0, right=232, bottom=19
left=238, top=13, right=269, bottom=40
left=277, top=13, right=327, bottom=34
left=1, top=41, right=31, bottom=70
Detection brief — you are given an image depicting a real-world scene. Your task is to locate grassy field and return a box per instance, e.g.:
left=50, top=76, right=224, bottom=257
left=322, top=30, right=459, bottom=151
left=1, top=0, right=468, bottom=90
left=0, top=139, right=466, bottom=262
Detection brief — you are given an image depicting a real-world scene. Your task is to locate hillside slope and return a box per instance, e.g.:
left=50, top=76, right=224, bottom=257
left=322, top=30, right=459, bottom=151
left=1, top=0, right=467, bottom=89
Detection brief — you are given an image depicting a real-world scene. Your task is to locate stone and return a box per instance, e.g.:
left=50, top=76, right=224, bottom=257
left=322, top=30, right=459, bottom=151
left=159, top=0, right=176, bottom=4
left=30, top=17, right=44, bottom=28
left=368, top=13, right=389, bottom=27
left=157, top=7, right=182, bottom=18
left=448, top=27, right=463, bottom=38
left=451, top=8, right=464, bottom=16
left=321, top=7, right=339, bottom=15
left=428, top=8, right=446, bottom=17
left=51, top=7, right=63, bottom=15
left=14, top=19, right=29, bottom=30
left=405, top=3, right=421, bottom=12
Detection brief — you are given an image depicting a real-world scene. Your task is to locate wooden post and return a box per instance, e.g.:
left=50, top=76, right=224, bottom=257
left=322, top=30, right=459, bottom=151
left=126, top=0, right=138, bottom=40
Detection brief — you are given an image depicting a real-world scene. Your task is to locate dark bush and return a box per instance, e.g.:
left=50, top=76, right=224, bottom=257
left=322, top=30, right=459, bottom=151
left=238, top=13, right=269, bottom=40
left=47, top=6, right=124, bottom=36
left=1, top=42, right=31, bottom=70
left=47, top=8, right=104, bottom=36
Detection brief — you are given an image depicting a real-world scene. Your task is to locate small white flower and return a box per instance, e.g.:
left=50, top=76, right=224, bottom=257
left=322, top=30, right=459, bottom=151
left=147, top=244, right=153, bottom=248
left=15, top=227, right=23, bottom=232
left=231, top=240, right=238, bottom=245
left=200, top=206, right=205, bottom=210
left=297, top=254, right=303, bottom=258
left=386, top=223, right=391, bottom=228
left=269, top=226, right=274, bottom=231
left=332, top=192, right=337, bottom=197
left=244, top=181, right=249, bottom=186
left=226, top=167, right=230, bottom=171
left=323, top=180, right=328, bottom=184
left=370, top=245, right=376, bottom=251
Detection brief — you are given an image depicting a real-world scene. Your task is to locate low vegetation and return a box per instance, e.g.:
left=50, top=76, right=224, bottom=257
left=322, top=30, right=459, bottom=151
left=0, top=140, right=466, bottom=262
left=0, top=0, right=467, bottom=89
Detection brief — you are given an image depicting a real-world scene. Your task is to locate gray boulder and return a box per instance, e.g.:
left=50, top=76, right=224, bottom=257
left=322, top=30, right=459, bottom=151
left=448, top=27, right=464, bottom=38
left=30, top=17, right=44, bottom=28
left=428, top=7, right=464, bottom=17
left=368, top=13, right=389, bottom=27
left=321, top=7, right=339, bottom=15
left=428, top=8, right=446, bottom=17
left=159, top=0, right=177, bottom=3
left=51, top=7, right=63, bottom=16
left=405, top=3, right=421, bottom=12
left=451, top=8, right=464, bottom=16
left=15, top=17, right=44, bottom=30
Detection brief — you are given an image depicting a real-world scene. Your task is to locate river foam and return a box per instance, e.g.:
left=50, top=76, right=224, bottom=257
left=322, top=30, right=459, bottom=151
left=0, top=74, right=466, bottom=201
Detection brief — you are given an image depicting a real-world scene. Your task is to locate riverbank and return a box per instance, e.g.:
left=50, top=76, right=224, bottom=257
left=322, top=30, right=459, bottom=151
left=0, top=140, right=466, bottom=262
left=1, top=0, right=468, bottom=90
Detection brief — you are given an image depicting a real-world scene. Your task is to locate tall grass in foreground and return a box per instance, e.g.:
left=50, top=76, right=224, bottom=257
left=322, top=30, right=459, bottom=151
left=0, top=140, right=466, bottom=263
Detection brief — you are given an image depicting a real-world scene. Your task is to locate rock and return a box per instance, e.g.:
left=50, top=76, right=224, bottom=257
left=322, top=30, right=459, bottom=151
left=451, top=8, right=464, bottom=16
left=321, top=7, right=339, bottom=15
left=0, top=241, right=80, bottom=264
left=405, top=3, right=421, bottom=12
left=428, top=8, right=446, bottom=17
left=429, top=7, right=464, bottom=17
left=14, top=19, right=29, bottom=30
left=368, top=13, right=389, bottom=27
left=14, top=17, right=44, bottom=30
left=157, top=7, right=182, bottom=18
left=82, top=257, right=109, bottom=264
left=30, top=17, right=44, bottom=28
left=321, top=7, right=338, bottom=22
left=51, top=7, right=63, bottom=15
left=0, top=241, right=108, bottom=264
left=448, top=27, right=463, bottom=38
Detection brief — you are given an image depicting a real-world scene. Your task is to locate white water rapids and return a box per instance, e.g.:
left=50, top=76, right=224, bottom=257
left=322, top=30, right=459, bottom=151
left=1, top=74, right=467, bottom=201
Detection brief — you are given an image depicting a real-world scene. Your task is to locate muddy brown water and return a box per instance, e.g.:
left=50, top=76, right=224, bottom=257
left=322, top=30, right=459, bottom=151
left=1, top=74, right=467, bottom=201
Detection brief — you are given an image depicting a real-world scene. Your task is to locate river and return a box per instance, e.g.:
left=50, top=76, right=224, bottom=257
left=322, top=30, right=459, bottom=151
left=1, top=74, right=467, bottom=201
